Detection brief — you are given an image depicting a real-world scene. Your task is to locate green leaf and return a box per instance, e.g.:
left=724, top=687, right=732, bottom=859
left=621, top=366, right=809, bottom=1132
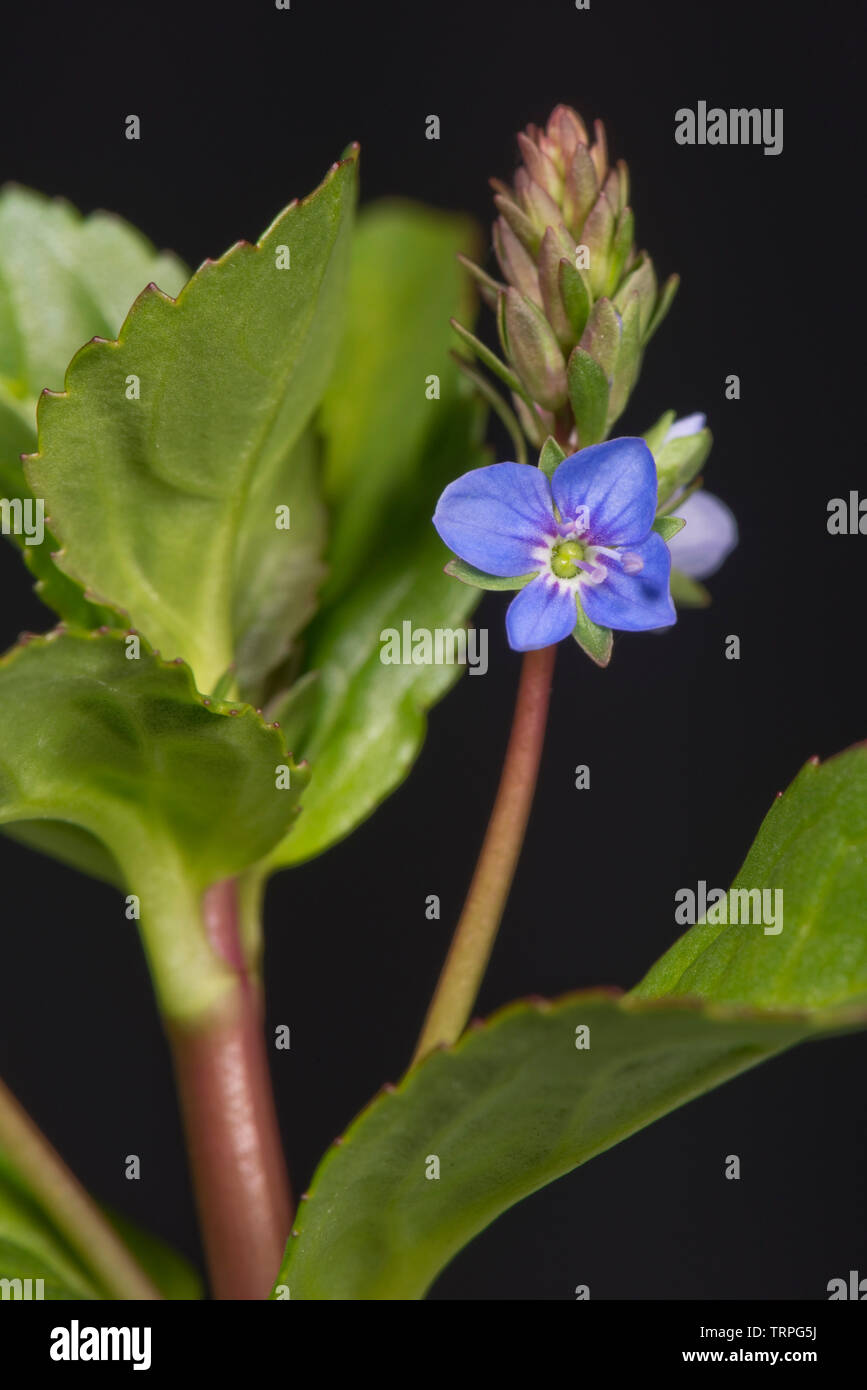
left=267, top=397, right=487, bottom=868
left=633, top=747, right=867, bottom=1009
left=444, top=557, right=535, bottom=591
left=272, top=747, right=867, bottom=1299
left=264, top=670, right=322, bottom=757
left=23, top=538, right=120, bottom=631
left=0, top=1078, right=160, bottom=1300
left=0, top=628, right=307, bottom=1017
left=566, top=346, right=609, bottom=448
left=0, top=1079, right=198, bottom=1299
left=263, top=202, right=490, bottom=867
left=230, top=424, right=326, bottom=700
left=26, top=152, right=359, bottom=698
left=653, top=514, right=685, bottom=540
left=319, top=200, right=479, bottom=605
left=0, top=1168, right=102, bottom=1300
left=0, top=627, right=304, bottom=885
left=537, top=435, right=566, bottom=480
left=0, top=1237, right=94, bottom=1299
left=103, top=1212, right=202, bottom=1300
left=0, top=186, right=188, bottom=625
left=572, top=599, right=613, bottom=667
left=0, top=187, right=188, bottom=397
left=272, top=992, right=862, bottom=1300
left=0, top=818, right=121, bottom=889
left=0, top=1192, right=202, bottom=1302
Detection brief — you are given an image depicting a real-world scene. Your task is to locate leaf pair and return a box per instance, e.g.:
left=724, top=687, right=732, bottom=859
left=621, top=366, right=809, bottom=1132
left=2, top=162, right=487, bottom=878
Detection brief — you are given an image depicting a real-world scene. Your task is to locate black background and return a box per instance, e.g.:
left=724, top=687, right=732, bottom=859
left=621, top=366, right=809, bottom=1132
left=1, top=0, right=864, bottom=1301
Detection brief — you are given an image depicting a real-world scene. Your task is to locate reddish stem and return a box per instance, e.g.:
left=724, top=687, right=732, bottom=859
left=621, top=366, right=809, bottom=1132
left=167, top=879, right=291, bottom=1300
left=412, top=644, right=557, bottom=1062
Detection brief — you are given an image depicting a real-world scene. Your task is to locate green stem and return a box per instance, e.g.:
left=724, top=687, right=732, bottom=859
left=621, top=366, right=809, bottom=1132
left=165, top=877, right=292, bottom=1300
left=451, top=351, right=528, bottom=465
left=412, top=643, right=557, bottom=1063
left=0, top=1076, right=161, bottom=1300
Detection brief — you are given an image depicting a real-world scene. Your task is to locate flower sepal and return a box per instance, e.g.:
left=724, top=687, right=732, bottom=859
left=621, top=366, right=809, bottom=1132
left=503, top=288, right=568, bottom=411
left=444, top=557, right=537, bottom=591
left=567, top=346, right=609, bottom=447
left=451, top=317, right=522, bottom=396
left=670, top=569, right=711, bottom=608
left=642, top=409, right=677, bottom=454
left=649, top=420, right=713, bottom=506
left=538, top=435, right=567, bottom=479
left=572, top=600, right=613, bottom=667
left=652, top=515, right=686, bottom=540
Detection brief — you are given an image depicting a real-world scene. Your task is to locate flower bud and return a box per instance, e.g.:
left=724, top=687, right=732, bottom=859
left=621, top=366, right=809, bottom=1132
left=503, top=288, right=568, bottom=412
left=454, top=105, right=679, bottom=445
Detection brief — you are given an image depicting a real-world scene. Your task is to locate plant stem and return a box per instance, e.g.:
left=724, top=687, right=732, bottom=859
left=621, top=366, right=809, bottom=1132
left=0, top=1076, right=160, bottom=1300
left=451, top=351, right=528, bottom=465
left=166, top=878, right=292, bottom=1300
left=412, top=643, right=557, bottom=1063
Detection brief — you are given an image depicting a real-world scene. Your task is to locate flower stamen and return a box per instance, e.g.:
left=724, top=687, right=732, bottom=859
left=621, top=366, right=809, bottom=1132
left=576, top=558, right=607, bottom=585
left=620, top=551, right=645, bottom=575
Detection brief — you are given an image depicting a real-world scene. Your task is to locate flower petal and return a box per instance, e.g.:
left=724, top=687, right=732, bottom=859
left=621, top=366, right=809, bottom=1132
left=505, top=575, right=577, bottom=651
left=433, top=462, right=556, bottom=577
left=580, top=532, right=675, bottom=631
left=668, top=490, right=738, bottom=579
left=551, top=437, right=657, bottom=545
left=664, top=412, right=706, bottom=442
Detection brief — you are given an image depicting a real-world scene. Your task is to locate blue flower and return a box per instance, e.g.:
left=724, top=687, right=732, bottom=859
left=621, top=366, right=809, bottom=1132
left=658, top=413, right=738, bottom=580
left=433, top=437, right=676, bottom=652
left=669, top=490, right=738, bottom=579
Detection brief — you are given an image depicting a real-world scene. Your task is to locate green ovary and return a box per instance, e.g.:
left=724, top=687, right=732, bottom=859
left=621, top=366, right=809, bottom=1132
left=550, top=539, right=585, bottom=579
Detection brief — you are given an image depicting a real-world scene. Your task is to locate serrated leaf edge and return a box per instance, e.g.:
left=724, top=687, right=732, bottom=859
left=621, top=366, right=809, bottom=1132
left=20, top=147, right=361, bottom=635
left=0, top=624, right=310, bottom=777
